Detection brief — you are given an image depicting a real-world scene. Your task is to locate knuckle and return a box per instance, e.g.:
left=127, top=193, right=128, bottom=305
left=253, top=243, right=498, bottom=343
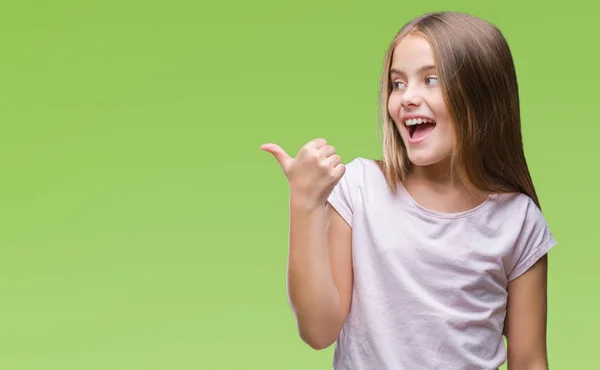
left=311, top=138, right=326, bottom=147
left=303, top=147, right=316, bottom=157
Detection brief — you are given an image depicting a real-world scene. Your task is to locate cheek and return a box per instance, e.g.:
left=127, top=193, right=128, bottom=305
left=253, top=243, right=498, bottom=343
left=387, top=95, right=401, bottom=119
left=427, top=96, right=455, bottom=145
left=387, top=97, right=405, bottom=136
left=387, top=98, right=406, bottom=137
left=430, top=95, right=448, bottom=118
left=430, top=97, right=451, bottom=129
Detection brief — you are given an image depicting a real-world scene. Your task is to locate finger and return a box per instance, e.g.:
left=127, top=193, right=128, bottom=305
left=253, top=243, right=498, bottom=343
left=306, top=138, right=328, bottom=150
left=319, top=145, right=337, bottom=158
left=328, top=154, right=342, bottom=168
left=261, top=143, right=293, bottom=172
left=332, top=162, right=346, bottom=179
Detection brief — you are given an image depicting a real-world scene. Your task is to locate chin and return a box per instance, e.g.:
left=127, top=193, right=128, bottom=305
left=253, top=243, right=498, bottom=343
left=404, top=144, right=452, bottom=167
left=407, top=153, right=444, bottom=167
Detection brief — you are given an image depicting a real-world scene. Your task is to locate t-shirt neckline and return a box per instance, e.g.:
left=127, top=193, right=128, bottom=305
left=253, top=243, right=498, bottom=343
left=396, top=181, right=497, bottom=219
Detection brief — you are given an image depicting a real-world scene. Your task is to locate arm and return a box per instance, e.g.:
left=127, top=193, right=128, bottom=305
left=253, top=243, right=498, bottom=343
left=505, top=254, right=549, bottom=370
left=286, top=198, right=353, bottom=350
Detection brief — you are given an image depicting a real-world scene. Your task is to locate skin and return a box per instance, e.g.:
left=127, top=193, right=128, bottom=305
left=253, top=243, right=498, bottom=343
left=505, top=254, right=550, bottom=369
left=260, top=139, right=353, bottom=350
left=261, top=34, right=549, bottom=368
left=388, top=35, right=455, bottom=168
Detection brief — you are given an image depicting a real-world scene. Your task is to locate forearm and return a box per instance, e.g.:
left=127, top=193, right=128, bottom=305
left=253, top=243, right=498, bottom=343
left=286, top=197, right=343, bottom=349
left=506, top=254, right=549, bottom=370
left=507, top=362, right=548, bottom=370
left=507, top=346, right=548, bottom=370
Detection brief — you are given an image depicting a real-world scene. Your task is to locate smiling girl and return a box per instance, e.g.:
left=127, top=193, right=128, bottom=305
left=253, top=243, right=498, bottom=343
left=262, top=11, right=555, bottom=370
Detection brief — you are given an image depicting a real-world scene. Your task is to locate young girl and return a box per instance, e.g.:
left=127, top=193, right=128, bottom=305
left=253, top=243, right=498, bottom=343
left=261, top=11, right=556, bottom=370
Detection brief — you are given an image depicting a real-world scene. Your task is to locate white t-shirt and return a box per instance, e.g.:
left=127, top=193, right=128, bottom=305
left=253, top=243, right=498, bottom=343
left=326, top=157, right=557, bottom=370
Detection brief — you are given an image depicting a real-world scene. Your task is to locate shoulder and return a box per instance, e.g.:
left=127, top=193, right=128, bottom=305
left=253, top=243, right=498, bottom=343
left=494, top=192, right=548, bottom=227
left=494, top=192, right=557, bottom=281
left=326, top=157, right=385, bottom=225
left=339, top=156, right=390, bottom=194
left=343, top=156, right=374, bottom=171
left=341, top=157, right=383, bottom=183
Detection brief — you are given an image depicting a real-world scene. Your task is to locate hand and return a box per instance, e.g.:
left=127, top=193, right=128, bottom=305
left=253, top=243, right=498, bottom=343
left=261, top=138, right=346, bottom=209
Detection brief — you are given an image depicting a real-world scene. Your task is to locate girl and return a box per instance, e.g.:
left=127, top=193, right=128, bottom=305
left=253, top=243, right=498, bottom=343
left=261, top=11, right=555, bottom=370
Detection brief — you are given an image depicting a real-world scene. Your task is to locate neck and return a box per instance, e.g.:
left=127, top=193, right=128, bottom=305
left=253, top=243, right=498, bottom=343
left=405, top=159, right=490, bottom=213
left=408, top=157, right=461, bottom=191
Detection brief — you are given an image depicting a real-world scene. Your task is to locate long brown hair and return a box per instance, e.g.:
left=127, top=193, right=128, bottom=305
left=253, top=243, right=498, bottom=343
left=376, top=12, right=541, bottom=209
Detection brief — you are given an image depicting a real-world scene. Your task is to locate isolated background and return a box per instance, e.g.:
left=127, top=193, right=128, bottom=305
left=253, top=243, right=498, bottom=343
left=1, top=1, right=596, bottom=369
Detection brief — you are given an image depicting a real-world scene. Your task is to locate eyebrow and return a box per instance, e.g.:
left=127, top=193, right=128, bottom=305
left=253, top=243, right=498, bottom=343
left=390, top=65, right=436, bottom=76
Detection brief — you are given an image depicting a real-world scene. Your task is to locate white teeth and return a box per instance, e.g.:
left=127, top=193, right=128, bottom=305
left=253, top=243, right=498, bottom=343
left=404, top=118, right=434, bottom=126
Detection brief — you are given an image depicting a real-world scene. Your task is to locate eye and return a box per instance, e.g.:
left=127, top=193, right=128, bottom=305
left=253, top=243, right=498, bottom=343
left=392, top=81, right=406, bottom=90
left=426, top=76, right=438, bottom=86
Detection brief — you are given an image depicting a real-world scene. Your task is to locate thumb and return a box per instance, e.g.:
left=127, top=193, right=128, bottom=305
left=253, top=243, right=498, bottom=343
left=261, top=143, right=293, bottom=172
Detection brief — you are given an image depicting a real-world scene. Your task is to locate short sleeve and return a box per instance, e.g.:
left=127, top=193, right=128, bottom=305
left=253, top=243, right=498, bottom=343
left=326, top=158, right=362, bottom=227
left=507, top=199, right=557, bottom=281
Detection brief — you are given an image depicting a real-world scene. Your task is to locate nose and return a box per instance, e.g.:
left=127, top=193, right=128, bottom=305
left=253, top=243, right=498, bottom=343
left=400, top=85, right=423, bottom=108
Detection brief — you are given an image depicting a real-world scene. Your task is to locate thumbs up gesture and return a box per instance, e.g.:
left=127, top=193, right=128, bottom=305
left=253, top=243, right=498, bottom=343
left=261, top=138, right=346, bottom=209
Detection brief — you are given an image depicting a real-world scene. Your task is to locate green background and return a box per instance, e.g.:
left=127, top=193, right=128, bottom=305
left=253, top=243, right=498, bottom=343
left=0, top=0, right=596, bottom=369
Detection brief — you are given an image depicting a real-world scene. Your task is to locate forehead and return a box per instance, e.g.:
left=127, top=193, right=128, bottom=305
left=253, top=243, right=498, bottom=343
left=390, top=35, right=436, bottom=71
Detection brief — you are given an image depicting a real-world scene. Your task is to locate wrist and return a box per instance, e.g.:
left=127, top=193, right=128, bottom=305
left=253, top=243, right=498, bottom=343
left=289, top=192, right=323, bottom=213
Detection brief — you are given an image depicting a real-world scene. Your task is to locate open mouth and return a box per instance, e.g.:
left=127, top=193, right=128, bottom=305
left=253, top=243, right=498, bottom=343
left=404, top=117, right=436, bottom=141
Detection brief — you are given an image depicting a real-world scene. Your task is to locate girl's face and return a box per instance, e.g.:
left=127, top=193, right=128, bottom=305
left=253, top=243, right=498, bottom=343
left=387, top=35, right=455, bottom=167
